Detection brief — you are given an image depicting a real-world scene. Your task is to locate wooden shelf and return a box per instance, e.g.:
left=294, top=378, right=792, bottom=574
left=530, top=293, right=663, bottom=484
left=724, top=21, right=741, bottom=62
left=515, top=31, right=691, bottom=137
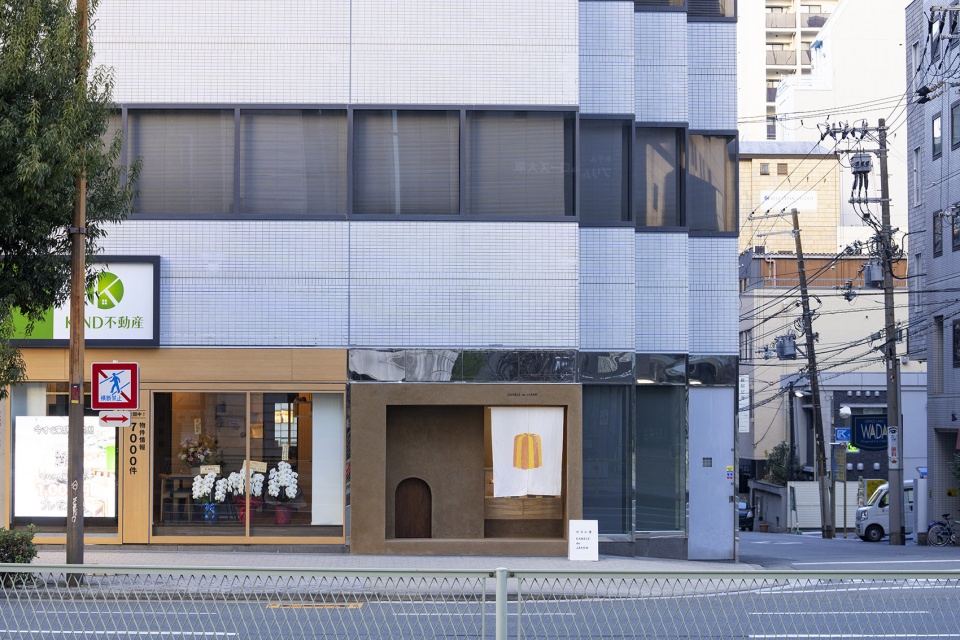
left=484, top=496, right=563, bottom=520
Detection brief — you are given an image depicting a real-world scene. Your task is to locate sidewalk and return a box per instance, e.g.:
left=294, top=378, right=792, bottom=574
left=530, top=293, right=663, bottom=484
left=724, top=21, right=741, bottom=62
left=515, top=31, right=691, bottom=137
left=35, top=546, right=760, bottom=573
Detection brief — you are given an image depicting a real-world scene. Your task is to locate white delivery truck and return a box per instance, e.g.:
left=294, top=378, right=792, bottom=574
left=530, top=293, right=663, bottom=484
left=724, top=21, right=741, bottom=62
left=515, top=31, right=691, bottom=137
left=855, top=479, right=914, bottom=542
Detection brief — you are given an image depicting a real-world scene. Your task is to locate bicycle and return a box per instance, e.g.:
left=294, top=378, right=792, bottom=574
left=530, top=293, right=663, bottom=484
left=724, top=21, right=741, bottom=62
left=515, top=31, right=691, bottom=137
left=927, top=513, right=958, bottom=546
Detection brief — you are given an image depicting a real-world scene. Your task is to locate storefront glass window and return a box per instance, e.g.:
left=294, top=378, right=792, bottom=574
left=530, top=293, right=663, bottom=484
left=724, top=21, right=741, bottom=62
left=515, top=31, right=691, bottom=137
left=8, top=382, right=118, bottom=532
left=582, top=385, right=631, bottom=534
left=153, top=391, right=344, bottom=539
left=635, top=385, right=686, bottom=532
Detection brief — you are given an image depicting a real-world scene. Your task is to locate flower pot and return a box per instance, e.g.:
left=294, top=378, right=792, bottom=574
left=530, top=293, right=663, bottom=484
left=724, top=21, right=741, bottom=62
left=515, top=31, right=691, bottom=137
left=203, top=503, right=219, bottom=525
left=759, top=522, right=769, bottom=533
left=237, top=497, right=263, bottom=525
left=275, top=504, right=293, bottom=525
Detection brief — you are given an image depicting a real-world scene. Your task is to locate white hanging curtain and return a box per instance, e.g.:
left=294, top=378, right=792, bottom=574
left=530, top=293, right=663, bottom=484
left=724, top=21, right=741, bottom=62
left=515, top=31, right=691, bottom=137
left=491, top=406, right=564, bottom=497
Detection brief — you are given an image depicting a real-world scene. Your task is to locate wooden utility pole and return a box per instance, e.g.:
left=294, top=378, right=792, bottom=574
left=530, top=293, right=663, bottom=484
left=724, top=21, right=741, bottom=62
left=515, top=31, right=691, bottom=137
left=67, top=0, right=89, bottom=568
left=792, top=208, right=834, bottom=539
left=878, top=118, right=905, bottom=546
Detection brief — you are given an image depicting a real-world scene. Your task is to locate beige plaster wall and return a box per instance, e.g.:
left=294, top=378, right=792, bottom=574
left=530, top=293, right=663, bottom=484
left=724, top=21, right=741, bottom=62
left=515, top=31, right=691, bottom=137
left=351, top=383, right=582, bottom=556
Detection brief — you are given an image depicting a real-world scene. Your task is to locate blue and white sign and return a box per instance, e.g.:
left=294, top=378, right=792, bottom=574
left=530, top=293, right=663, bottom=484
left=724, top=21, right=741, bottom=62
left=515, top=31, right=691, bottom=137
left=852, top=415, right=887, bottom=452
left=835, top=427, right=851, bottom=443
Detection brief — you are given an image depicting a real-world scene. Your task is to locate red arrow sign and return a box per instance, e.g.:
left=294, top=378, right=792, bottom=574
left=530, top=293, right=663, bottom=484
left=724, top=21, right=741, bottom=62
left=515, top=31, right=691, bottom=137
left=99, top=410, right=132, bottom=428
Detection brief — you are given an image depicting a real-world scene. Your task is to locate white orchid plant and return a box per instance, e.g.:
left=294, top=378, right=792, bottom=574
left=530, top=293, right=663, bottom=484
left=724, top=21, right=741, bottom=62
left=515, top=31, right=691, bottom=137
left=191, top=472, right=218, bottom=504
left=226, top=469, right=265, bottom=499
left=267, top=461, right=299, bottom=503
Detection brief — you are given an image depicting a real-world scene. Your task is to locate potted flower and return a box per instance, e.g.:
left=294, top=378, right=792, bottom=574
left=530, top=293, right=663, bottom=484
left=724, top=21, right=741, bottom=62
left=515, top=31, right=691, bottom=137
left=266, top=461, right=300, bottom=524
left=179, top=434, right=219, bottom=473
left=191, top=472, right=220, bottom=524
left=226, top=469, right=265, bottom=524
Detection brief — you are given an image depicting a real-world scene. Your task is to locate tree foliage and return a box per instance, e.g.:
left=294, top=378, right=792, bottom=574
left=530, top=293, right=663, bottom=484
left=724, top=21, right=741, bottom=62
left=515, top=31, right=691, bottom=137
left=765, top=441, right=800, bottom=486
left=0, top=0, right=137, bottom=394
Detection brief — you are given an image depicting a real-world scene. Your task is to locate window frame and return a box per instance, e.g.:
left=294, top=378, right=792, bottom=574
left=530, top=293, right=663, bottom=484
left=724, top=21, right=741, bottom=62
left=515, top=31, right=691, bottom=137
left=934, top=211, right=944, bottom=257
left=951, top=101, right=960, bottom=150
left=933, top=113, right=943, bottom=160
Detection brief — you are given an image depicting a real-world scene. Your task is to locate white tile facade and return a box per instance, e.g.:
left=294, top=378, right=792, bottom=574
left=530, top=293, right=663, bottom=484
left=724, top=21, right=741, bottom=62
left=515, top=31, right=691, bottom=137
left=90, top=1, right=741, bottom=360
left=99, top=221, right=350, bottom=347
left=579, top=228, right=635, bottom=350
left=579, top=2, right=634, bottom=115
left=101, top=221, right=580, bottom=349
left=636, top=233, right=689, bottom=353
left=688, top=237, right=739, bottom=354
left=350, top=222, right=579, bottom=348
left=687, top=22, right=737, bottom=131
left=635, top=12, right=688, bottom=123
left=95, top=0, right=578, bottom=106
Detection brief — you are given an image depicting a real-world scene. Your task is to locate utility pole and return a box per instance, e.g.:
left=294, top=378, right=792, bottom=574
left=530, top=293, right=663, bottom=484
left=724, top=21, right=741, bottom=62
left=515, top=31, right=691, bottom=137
left=826, top=117, right=904, bottom=545
left=67, top=0, right=89, bottom=569
left=791, top=208, right=834, bottom=539
left=878, top=119, right=905, bottom=546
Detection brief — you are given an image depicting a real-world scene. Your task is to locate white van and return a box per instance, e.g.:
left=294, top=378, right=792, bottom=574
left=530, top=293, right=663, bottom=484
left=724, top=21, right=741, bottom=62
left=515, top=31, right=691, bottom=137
left=855, top=480, right=914, bottom=542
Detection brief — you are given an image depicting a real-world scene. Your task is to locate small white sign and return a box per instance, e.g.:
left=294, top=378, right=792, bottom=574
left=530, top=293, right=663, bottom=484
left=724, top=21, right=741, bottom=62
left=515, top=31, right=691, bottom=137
left=244, top=460, right=268, bottom=473
left=568, top=519, right=599, bottom=562
left=98, top=410, right=131, bottom=428
left=199, top=465, right=221, bottom=476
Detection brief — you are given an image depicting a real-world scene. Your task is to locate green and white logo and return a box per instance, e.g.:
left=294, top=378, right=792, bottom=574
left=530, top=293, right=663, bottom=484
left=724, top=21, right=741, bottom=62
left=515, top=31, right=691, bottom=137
left=87, top=271, right=125, bottom=310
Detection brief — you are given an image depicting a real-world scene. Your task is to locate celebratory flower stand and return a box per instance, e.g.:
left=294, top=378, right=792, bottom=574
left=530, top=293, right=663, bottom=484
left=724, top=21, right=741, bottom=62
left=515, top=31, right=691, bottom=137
left=274, top=503, right=293, bottom=525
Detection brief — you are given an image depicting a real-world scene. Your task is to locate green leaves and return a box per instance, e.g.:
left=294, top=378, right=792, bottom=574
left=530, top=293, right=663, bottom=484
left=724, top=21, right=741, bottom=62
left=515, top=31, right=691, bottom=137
left=0, top=0, right=137, bottom=393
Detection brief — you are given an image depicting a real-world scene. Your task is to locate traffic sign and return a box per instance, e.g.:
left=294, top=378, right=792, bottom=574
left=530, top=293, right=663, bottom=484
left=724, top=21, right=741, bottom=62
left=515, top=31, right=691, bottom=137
left=835, top=427, right=851, bottom=443
left=98, top=410, right=131, bottom=428
left=91, top=362, right=139, bottom=410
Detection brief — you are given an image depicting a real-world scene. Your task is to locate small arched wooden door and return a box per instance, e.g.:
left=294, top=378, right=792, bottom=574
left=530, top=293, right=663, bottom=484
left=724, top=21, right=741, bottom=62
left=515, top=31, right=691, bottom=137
left=395, top=477, right=432, bottom=538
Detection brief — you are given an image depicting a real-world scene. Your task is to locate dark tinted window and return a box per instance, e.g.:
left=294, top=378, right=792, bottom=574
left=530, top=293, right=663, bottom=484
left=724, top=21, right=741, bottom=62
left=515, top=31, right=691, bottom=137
left=579, top=120, right=630, bottom=224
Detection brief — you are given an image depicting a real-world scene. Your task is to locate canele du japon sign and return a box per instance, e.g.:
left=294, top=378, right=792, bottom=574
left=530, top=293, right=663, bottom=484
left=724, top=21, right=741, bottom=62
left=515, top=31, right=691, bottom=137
left=11, top=256, right=159, bottom=347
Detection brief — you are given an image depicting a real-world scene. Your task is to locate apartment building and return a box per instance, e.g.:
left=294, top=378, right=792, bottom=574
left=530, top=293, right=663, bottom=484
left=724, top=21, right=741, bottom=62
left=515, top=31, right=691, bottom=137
left=738, top=0, right=839, bottom=141
left=906, top=0, right=960, bottom=523
left=0, top=0, right=740, bottom=560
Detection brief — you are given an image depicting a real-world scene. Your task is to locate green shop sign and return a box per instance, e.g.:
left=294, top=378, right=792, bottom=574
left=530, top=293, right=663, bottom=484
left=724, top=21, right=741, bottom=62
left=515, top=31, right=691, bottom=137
left=13, top=256, right=159, bottom=348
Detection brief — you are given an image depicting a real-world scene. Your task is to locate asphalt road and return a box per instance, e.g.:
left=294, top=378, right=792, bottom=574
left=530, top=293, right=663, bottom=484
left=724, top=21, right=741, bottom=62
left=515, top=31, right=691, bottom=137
left=739, top=529, right=960, bottom=570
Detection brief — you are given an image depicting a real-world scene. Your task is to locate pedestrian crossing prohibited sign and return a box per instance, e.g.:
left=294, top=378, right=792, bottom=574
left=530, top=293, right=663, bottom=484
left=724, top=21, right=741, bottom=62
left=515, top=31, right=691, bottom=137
left=91, top=362, right=139, bottom=410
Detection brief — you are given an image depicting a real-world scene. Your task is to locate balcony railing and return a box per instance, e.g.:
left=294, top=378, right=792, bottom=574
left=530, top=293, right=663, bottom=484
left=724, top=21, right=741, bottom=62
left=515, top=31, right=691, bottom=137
left=766, top=50, right=797, bottom=66
left=801, top=50, right=812, bottom=65
left=766, top=87, right=778, bottom=102
left=801, top=13, right=829, bottom=29
left=765, top=13, right=796, bottom=28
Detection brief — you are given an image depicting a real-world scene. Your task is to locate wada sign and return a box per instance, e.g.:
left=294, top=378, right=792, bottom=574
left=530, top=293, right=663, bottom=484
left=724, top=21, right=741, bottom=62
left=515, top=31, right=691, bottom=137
left=11, top=256, right=159, bottom=347
left=852, top=415, right=888, bottom=452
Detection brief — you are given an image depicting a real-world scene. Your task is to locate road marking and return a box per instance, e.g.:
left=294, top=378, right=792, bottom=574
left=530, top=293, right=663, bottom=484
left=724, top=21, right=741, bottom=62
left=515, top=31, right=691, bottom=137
left=747, top=633, right=960, bottom=639
left=31, top=611, right=185, bottom=615
left=750, top=611, right=929, bottom=616
left=266, top=603, right=362, bottom=609
left=0, top=633, right=236, bottom=637
left=793, top=559, right=960, bottom=566
left=392, top=612, right=575, bottom=617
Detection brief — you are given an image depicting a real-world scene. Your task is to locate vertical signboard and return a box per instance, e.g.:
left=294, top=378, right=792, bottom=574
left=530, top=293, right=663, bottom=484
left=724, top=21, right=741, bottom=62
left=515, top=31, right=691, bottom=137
left=122, top=405, right=150, bottom=543
left=738, top=375, right=751, bottom=433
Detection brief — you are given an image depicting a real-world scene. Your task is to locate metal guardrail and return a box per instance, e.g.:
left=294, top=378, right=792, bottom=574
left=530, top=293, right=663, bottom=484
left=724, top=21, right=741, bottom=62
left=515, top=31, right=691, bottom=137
left=1, top=565, right=959, bottom=638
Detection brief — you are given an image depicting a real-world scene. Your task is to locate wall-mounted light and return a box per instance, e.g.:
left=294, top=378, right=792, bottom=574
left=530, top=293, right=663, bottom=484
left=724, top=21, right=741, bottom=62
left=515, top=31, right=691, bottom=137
left=637, top=378, right=656, bottom=385
left=689, top=380, right=703, bottom=386
left=846, top=463, right=853, bottom=471
left=873, top=463, right=881, bottom=470
left=857, top=463, right=864, bottom=471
